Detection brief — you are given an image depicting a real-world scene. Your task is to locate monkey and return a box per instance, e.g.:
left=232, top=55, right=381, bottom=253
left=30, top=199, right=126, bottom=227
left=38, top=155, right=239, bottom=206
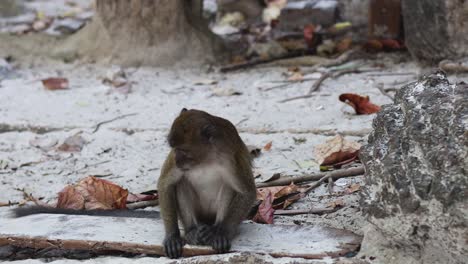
left=11, top=109, right=257, bottom=259
left=158, top=108, right=256, bottom=258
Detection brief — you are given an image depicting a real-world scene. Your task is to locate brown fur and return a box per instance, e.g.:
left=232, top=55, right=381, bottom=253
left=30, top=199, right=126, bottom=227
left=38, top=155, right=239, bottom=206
left=157, top=109, right=256, bottom=258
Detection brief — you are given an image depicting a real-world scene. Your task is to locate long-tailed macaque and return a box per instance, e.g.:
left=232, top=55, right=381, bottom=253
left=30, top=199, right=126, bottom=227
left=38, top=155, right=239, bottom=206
left=12, top=109, right=256, bottom=259
left=158, top=108, right=256, bottom=258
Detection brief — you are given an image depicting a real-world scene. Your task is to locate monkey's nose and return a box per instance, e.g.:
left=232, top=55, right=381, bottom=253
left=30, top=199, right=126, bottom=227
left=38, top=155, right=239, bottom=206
left=175, top=149, right=193, bottom=168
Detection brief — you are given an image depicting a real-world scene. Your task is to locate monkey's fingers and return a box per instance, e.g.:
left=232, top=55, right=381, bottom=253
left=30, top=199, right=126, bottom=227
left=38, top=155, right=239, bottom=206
left=163, top=235, right=185, bottom=258
left=196, top=224, right=216, bottom=245
left=211, top=234, right=231, bottom=254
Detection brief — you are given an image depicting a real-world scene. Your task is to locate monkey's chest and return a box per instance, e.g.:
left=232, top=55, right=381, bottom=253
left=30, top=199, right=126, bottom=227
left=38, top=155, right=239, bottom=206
left=182, top=164, right=232, bottom=216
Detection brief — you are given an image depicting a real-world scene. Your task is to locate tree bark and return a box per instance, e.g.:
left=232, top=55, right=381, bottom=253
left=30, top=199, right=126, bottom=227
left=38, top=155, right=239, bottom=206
left=62, top=0, right=224, bottom=66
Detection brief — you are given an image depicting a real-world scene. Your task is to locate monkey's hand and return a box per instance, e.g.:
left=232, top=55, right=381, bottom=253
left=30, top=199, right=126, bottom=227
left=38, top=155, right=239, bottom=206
left=163, top=233, right=185, bottom=259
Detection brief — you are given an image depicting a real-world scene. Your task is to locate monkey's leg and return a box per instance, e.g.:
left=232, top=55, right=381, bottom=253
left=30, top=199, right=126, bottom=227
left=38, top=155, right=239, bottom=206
left=204, top=187, right=254, bottom=253
left=176, top=181, right=210, bottom=246
left=159, top=180, right=185, bottom=259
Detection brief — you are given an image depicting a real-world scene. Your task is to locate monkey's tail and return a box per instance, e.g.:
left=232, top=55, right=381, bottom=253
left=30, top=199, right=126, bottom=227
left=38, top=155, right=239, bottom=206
left=11, top=206, right=160, bottom=219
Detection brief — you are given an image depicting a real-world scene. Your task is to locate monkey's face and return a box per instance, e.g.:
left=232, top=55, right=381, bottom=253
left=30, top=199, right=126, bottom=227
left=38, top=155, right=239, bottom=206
left=168, top=110, right=218, bottom=171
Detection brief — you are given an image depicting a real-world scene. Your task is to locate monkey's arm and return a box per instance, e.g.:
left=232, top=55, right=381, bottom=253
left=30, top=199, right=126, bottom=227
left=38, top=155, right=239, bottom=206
left=157, top=151, right=185, bottom=258
left=12, top=206, right=160, bottom=218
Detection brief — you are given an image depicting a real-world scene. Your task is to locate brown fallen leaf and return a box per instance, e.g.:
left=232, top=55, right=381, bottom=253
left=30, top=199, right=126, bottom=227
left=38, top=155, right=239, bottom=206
left=211, top=87, right=242, bottom=97
left=252, top=191, right=275, bottom=224
left=57, top=133, right=86, bottom=152
left=42, top=78, right=69, bottom=90
left=339, top=93, right=381, bottom=115
left=263, top=141, right=273, bottom=151
left=345, top=183, right=361, bottom=194
left=336, top=37, right=352, bottom=53
left=0, top=202, right=10, bottom=207
left=313, top=135, right=361, bottom=168
left=257, top=183, right=309, bottom=209
left=57, top=176, right=128, bottom=210
left=303, top=24, right=315, bottom=49
left=327, top=199, right=345, bottom=209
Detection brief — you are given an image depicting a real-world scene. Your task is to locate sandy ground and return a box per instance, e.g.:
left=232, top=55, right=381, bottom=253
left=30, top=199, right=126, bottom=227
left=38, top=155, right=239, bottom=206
left=0, top=52, right=430, bottom=264
left=2, top=1, right=467, bottom=263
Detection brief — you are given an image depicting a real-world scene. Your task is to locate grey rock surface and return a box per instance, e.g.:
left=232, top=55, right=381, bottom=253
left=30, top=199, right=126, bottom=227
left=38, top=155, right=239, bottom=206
left=360, top=71, right=467, bottom=264
left=402, top=0, right=468, bottom=61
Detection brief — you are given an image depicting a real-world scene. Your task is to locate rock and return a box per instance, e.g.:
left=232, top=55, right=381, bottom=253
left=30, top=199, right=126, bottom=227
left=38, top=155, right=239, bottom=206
left=360, top=71, right=467, bottom=264
left=278, top=0, right=338, bottom=31
left=402, top=0, right=468, bottom=61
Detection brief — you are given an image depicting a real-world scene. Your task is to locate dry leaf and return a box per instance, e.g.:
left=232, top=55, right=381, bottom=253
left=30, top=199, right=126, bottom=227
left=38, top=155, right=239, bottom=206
left=345, top=183, right=361, bottom=194
left=211, top=87, right=242, bottom=97
left=57, top=133, right=86, bottom=152
left=257, top=183, right=309, bottom=209
left=0, top=202, right=10, bottom=207
left=57, top=176, right=128, bottom=210
left=380, top=39, right=404, bottom=50
left=336, top=38, right=352, bottom=53
left=263, top=141, right=273, bottom=151
left=313, top=135, right=361, bottom=167
left=42, top=78, right=69, bottom=90
left=193, top=79, right=218, bottom=85
left=288, top=72, right=304, bottom=81
left=303, top=24, right=315, bottom=48
left=339, top=93, right=381, bottom=115
left=327, top=199, right=345, bottom=208
left=252, top=191, right=275, bottom=224
left=364, top=39, right=383, bottom=52
left=29, top=137, right=58, bottom=151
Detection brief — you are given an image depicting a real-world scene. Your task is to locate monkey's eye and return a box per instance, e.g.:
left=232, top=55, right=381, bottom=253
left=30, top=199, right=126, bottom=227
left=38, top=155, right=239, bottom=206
left=201, top=124, right=216, bottom=143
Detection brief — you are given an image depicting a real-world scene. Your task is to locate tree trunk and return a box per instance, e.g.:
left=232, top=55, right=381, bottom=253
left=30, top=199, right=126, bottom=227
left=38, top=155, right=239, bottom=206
left=62, top=0, right=224, bottom=66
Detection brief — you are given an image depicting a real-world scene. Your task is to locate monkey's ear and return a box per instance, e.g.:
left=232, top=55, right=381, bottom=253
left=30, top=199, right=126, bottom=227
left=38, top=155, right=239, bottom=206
left=180, top=108, right=188, bottom=114
left=201, top=124, right=217, bottom=143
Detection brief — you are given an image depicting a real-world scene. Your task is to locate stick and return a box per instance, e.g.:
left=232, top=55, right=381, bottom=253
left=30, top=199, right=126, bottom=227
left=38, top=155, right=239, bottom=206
left=274, top=207, right=339, bottom=215
left=255, top=166, right=364, bottom=188
left=377, top=83, right=394, bottom=100
left=126, top=200, right=159, bottom=210
left=92, top=113, right=138, bottom=133
left=279, top=68, right=378, bottom=103
left=366, top=72, right=417, bottom=76
left=220, top=52, right=304, bottom=73
left=304, top=47, right=361, bottom=73
left=327, top=177, right=334, bottom=195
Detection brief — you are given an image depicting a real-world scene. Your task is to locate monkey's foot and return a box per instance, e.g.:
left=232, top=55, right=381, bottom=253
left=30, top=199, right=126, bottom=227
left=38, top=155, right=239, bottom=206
left=211, top=233, right=231, bottom=253
left=163, top=234, right=185, bottom=259
left=185, top=224, right=214, bottom=246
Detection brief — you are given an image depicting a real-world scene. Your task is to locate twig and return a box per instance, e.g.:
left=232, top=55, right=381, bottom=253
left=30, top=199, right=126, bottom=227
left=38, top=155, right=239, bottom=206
left=274, top=207, right=339, bottom=215
left=439, top=60, right=468, bottom=73
left=126, top=199, right=159, bottom=210
left=279, top=68, right=378, bottom=103
left=235, top=117, right=249, bottom=126
left=377, top=83, right=394, bottom=100
left=220, top=52, right=304, bottom=73
left=14, top=188, right=43, bottom=206
left=304, top=47, right=362, bottom=73
left=366, top=72, right=417, bottom=76
left=308, top=71, right=332, bottom=94
left=255, top=166, right=364, bottom=188
left=92, top=113, right=138, bottom=133
left=327, top=177, right=334, bottom=195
